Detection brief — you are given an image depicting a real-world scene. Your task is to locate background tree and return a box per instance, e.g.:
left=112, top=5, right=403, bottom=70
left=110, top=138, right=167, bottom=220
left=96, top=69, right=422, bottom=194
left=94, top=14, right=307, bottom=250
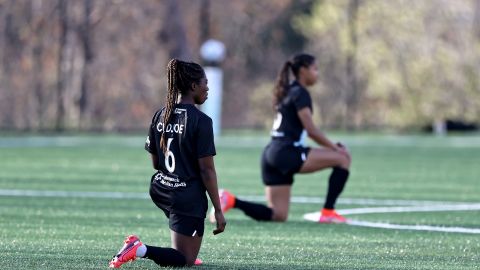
left=77, top=0, right=94, bottom=129
left=0, top=0, right=478, bottom=132
left=295, top=0, right=480, bottom=129
left=55, top=0, right=68, bottom=131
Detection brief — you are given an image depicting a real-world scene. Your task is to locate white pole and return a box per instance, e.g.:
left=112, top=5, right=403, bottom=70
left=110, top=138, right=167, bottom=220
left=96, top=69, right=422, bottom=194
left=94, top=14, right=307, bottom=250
left=199, top=39, right=226, bottom=137
left=433, top=118, right=446, bottom=136
left=202, top=67, right=223, bottom=136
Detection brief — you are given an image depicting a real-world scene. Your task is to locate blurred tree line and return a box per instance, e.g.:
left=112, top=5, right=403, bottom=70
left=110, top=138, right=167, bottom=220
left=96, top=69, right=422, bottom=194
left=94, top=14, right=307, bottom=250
left=0, top=0, right=479, bottom=132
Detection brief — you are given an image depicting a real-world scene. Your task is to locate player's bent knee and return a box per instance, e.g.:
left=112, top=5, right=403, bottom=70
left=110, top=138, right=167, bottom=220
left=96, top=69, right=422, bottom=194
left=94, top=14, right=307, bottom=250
left=184, top=255, right=197, bottom=267
left=272, top=211, right=288, bottom=222
left=337, top=155, right=350, bottom=169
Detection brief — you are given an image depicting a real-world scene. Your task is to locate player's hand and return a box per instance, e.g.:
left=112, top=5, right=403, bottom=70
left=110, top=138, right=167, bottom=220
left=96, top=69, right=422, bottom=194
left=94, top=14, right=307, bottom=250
left=213, top=210, right=226, bottom=235
left=336, top=142, right=351, bottom=161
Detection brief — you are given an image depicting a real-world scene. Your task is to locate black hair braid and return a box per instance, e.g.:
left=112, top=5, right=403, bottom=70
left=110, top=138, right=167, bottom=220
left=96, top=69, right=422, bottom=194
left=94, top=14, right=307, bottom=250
left=160, top=59, right=180, bottom=153
left=273, top=53, right=316, bottom=107
left=160, top=59, right=205, bottom=153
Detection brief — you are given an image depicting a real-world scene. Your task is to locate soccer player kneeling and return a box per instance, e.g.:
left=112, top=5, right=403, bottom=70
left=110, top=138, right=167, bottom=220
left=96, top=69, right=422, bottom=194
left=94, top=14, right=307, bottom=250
left=110, top=59, right=226, bottom=268
left=212, top=54, right=351, bottom=224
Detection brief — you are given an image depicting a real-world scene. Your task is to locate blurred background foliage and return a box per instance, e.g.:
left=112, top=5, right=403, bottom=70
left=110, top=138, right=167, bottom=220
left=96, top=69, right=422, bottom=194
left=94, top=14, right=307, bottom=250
left=0, top=0, right=479, bottom=132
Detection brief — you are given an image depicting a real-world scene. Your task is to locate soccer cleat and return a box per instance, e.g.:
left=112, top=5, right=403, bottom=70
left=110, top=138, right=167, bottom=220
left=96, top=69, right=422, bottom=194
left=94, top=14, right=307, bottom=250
left=209, top=189, right=236, bottom=223
left=109, top=235, right=143, bottom=268
left=194, top=258, right=203, bottom=265
left=319, top=208, right=347, bottom=224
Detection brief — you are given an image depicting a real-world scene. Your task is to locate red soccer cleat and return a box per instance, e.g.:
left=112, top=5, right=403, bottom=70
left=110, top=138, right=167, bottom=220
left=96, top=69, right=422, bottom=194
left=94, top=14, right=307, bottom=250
left=319, top=208, right=347, bottom=224
left=209, top=189, right=236, bottom=223
left=109, top=235, right=143, bottom=268
left=194, top=258, right=203, bottom=265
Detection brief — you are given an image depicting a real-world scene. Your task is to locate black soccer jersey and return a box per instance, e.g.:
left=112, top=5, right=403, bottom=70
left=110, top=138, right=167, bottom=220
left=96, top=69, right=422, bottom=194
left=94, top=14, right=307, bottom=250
left=271, top=81, right=312, bottom=145
left=145, top=103, right=216, bottom=218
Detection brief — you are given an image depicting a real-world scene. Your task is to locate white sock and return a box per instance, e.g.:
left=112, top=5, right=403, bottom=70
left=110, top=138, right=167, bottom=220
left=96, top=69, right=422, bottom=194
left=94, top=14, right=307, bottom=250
left=136, top=244, right=147, bottom=258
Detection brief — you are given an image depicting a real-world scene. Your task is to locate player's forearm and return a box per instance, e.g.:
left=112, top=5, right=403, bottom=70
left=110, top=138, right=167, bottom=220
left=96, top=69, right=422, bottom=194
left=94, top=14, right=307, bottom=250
left=150, top=154, right=159, bottom=170
left=200, top=168, right=222, bottom=211
left=308, top=129, right=336, bottom=150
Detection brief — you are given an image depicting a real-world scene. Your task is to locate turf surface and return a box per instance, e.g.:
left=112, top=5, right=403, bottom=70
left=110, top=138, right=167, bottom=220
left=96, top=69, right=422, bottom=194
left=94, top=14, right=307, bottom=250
left=0, top=133, right=479, bottom=269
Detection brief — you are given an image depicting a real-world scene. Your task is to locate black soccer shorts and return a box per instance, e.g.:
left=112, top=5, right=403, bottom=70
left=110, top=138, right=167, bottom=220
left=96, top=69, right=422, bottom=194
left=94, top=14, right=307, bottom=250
left=261, top=141, right=311, bottom=186
left=168, top=213, right=205, bottom=237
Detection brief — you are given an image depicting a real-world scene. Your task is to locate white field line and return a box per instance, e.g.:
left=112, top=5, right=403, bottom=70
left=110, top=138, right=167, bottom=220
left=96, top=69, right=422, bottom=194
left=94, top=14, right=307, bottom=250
left=3, top=135, right=480, bottom=148
left=3, top=188, right=479, bottom=234
left=303, top=212, right=480, bottom=234
left=0, top=189, right=149, bottom=199
left=239, top=195, right=460, bottom=206
left=0, top=189, right=469, bottom=206
left=346, top=220, right=480, bottom=234
left=304, top=204, right=480, bottom=234
left=337, top=204, right=480, bottom=215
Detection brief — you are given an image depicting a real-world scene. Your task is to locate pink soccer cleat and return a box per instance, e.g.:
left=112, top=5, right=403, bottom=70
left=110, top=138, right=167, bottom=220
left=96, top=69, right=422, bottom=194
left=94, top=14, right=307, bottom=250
left=209, top=189, right=236, bottom=223
left=319, top=209, right=347, bottom=224
left=109, top=235, right=143, bottom=268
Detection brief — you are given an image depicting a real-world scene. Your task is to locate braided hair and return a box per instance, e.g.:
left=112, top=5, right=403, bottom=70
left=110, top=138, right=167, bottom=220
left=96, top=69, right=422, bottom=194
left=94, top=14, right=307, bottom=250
left=273, top=53, right=316, bottom=107
left=160, top=59, right=205, bottom=153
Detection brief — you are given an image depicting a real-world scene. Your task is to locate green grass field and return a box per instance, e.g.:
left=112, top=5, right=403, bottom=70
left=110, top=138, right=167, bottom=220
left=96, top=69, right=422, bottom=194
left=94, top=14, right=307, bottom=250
left=0, top=133, right=479, bottom=269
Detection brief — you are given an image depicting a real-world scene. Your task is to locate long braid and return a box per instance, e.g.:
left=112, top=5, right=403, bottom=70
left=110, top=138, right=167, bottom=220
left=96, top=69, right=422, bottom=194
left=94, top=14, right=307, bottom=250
left=273, top=54, right=316, bottom=107
left=273, top=61, right=291, bottom=107
left=159, top=59, right=205, bottom=153
left=160, top=59, right=180, bottom=153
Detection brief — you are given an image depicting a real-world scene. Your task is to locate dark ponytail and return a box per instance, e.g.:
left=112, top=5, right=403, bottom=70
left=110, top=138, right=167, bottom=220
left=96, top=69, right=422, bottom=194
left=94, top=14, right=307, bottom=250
left=160, top=59, right=205, bottom=153
left=273, top=53, right=316, bottom=107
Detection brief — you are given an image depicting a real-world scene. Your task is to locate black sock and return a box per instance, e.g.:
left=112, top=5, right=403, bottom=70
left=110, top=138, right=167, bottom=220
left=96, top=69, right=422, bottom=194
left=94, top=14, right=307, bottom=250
left=234, top=198, right=273, bottom=221
left=143, top=245, right=186, bottom=267
left=324, top=167, right=350, bottom=209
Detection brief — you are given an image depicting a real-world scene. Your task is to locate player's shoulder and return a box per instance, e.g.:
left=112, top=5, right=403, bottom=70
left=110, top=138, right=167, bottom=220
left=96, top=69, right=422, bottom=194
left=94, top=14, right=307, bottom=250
left=286, top=81, right=310, bottom=102
left=196, top=108, right=213, bottom=125
left=179, top=104, right=212, bottom=124
left=151, top=107, right=164, bottom=123
left=289, top=81, right=308, bottom=95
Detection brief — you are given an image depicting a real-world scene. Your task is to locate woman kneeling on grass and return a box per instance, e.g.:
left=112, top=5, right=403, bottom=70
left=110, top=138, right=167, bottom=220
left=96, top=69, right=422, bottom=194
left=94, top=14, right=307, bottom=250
left=110, top=59, right=226, bottom=268
left=212, top=53, right=351, bottom=224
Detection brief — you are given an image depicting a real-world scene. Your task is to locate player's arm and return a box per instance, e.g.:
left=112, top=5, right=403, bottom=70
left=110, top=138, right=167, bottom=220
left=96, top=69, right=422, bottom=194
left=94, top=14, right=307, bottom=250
left=198, top=156, right=226, bottom=235
left=297, top=107, right=339, bottom=151
left=150, top=154, right=159, bottom=170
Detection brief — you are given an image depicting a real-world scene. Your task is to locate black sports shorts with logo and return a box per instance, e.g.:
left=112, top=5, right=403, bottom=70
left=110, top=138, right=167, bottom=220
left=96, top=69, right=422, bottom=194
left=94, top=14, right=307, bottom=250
left=149, top=173, right=206, bottom=237
left=168, top=213, right=205, bottom=237
left=150, top=190, right=205, bottom=237
left=261, top=141, right=311, bottom=186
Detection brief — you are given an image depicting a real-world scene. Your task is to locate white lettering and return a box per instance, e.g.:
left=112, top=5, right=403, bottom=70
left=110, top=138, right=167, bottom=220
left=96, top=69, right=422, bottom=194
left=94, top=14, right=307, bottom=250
left=272, top=112, right=282, bottom=130
left=145, top=136, right=150, bottom=146
left=156, top=122, right=184, bottom=134
left=174, top=182, right=186, bottom=188
left=154, top=172, right=187, bottom=189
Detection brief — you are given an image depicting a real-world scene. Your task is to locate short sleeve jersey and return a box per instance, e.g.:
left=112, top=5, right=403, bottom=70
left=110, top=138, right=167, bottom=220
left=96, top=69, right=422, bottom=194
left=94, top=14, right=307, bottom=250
left=145, top=103, right=216, bottom=218
left=271, top=81, right=312, bottom=145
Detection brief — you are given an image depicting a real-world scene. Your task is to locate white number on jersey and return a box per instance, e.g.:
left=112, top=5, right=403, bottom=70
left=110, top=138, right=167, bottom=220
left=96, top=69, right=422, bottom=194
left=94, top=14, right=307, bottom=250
left=272, top=112, right=283, bottom=130
left=165, top=138, right=176, bottom=173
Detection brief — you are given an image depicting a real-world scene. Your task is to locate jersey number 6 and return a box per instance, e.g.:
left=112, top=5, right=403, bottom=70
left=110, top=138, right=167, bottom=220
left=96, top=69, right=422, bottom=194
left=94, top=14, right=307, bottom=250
left=165, top=138, right=176, bottom=173
left=272, top=112, right=282, bottom=130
